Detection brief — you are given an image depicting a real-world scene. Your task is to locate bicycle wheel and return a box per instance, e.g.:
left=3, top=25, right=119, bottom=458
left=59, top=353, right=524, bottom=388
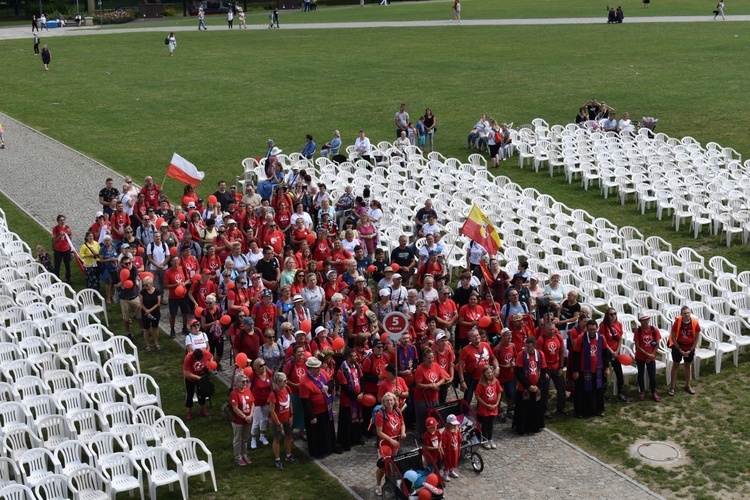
left=382, top=481, right=399, bottom=500
left=470, top=452, right=484, bottom=473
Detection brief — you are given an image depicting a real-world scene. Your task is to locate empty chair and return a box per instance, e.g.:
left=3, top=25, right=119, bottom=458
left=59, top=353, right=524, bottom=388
left=105, top=336, right=140, bottom=372
left=46, top=331, right=76, bottom=360
left=708, top=255, right=737, bottom=278
left=88, top=432, right=128, bottom=466
left=172, top=438, right=216, bottom=498
left=123, top=424, right=160, bottom=462
left=42, top=370, right=77, bottom=394
left=98, top=453, right=144, bottom=500
left=126, top=375, right=162, bottom=410
left=102, top=358, right=137, bottom=391
left=152, top=416, right=190, bottom=451
left=142, top=447, right=185, bottom=500
left=55, top=389, right=93, bottom=418
left=33, top=474, right=69, bottom=500
left=0, top=484, right=34, bottom=500
left=0, top=458, right=23, bottom=490
left=53, top=440, right=96, bottom=476
left=700, top=324, right=738, bottom=375
left=14, top=377, right=49, bottom=400
left=66, top=343, right=101, bottom=370
left=692, top=332, right=718, bottom=380
left=77, top=325, right=114, bottom=357
left=2, top=360, right=39, bottom=383
left=0, top=344, right=23, bottom=365
left=2, top=427, right=43, bottom=461
left=102, top=403, right=134, bottom=438
left=74, top=290, right=108, bottom=327
left=74, top=364, right=109, bottom=392
left=22, top=395, right=61, bottom=430
left=68, top=409, right=109, bottom=444
left=0, top=403, right=32, bottom=435
left=17, top=448, right=61, bottom=488
left=90, top=383, right=129, bottom=413
left=134, top=406, right=165, bottom=442
left=36, top=415, right=75, bottom=451
left=66, top=466, right=111, bottom=500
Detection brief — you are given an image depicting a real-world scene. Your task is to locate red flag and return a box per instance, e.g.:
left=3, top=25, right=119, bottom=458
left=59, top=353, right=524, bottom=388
left=166, top=153, right=205, bottom=186
left=460, top=205, right=502, bottom=255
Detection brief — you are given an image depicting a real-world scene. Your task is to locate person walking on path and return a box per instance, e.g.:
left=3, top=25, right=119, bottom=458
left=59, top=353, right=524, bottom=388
left=452, top=0, right=461, bottom=22
left=714, top=0, right=725, bottom=19
left=40, top=13, right=49, bottom=31
left=33, top=33, right=40, bottom=55
left=41, top=44, right=51, bottom=70
left=51, top=214, right=72, bottom=282
left=166, top=32, right=176, bottom=56
left=32, top=14, right=39, bottom=32
left=227, top=9, right=234, bottom=29
left=198, top=6, right=207, bottom=30
left=0, top=121, right=5, bottom=149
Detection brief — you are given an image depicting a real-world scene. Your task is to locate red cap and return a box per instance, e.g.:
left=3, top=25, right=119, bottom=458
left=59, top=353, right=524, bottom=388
left=425, top=417, right=438, bottom=428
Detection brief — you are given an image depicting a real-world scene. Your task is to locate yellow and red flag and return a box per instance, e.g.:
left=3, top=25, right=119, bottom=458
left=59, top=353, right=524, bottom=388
left=460, top=204, right=502, bottom=255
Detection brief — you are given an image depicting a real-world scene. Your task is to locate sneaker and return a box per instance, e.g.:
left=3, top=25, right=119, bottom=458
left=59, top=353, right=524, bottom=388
left=652, top=393, right=661, bottom=402
left=442, top=472, right=451, bottom=482
left=490, top=440, right=497, bottom=449
left=638, top=392, right=645, bottom=401
left=185, top=410, right=193, bottom=421
left=285, top=454, right=299, bottom=464
left=199, top=408, right=211, bottom=418
left=235, top=456, right=246, bottom=466
left=275, top=458, right=284, bottom=470
left=449, top=470, right=459, bottom=478
left=260, top=435, right=269, bottom=446
left=170, top=329, right=176, bottom=338
left=616, top=394, right=627, bottom=403
left=482, top=442, right=491, bottom=450
left=242, top=455, right=251, bottom=465
left=251, top=438, right=258, bottom=450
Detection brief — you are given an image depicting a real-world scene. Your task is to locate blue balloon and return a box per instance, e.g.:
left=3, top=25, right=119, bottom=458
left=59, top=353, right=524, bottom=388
left=403, top=469, right=418, bottom=483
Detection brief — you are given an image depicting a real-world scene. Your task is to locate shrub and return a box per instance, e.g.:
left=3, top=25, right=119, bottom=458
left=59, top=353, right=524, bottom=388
left=162, top=7, right=177, bottom=16
left=93, top=10, right=135, bottom=24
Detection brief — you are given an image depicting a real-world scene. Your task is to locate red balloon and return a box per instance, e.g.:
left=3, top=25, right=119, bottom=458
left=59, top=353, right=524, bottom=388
left=169, top=246, right=178, bottom=256
left=391, top=263, right=400, bottom=272
left=207, top=195, right=218, bottom=205
left=194, top=307, right=204, bottom=317
left=235, top=352, right=248, bottom=367
left=140, top=271, right=153, bottom=280
left=155, top=217, right=165, bottom=229
left=123, top=280, right=134, bottom=289
left=300, top=320, right=312, bottom=334
left=426, top=473, right=439, bottom=487
left=477, top=316, right=492, bottom=328
left=206, top=360, right=218, bottom=371
left=119, top=269, right=130, bottom=283
left=316, top=261, right=324, bottom=271
left=362, top=394, right=376, bottom=407
left=243, top=366, right=253, bottom=377
left=192, top=273, right=202, bottom=282
left=240, top=306, right=250, bottom=317
left=418, top=487, right=432, bottom=500
left=305, top=233, right=316, bottom=244
left=175, top=285, right=186, bottom=298
left=380, top=333, right=389, bottom=344
left=332, top=337, right=345, bottom=351
left=136, top=246, right=144, bottom=255
left=220, top=315, right=232, bottom=325
left=177, top=213, right=186, bottom=223
left=227, top=281, right=235, bottom=290
left=379, top=444, right=392, bottom=458
left=617, top=353, right=634, bottom=366
left=367, top=265, right=376, bottom=274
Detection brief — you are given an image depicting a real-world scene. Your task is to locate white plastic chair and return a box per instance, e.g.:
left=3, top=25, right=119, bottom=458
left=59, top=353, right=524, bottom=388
left=142, top=447, right=185, bottom=500
left=105, top=336, right=140, bottom=372
left=2, top=427, right=43, bottom=461
left=74, top=365, right=109, bottom=392
left=102, top=358, right=137, bottom=391
left=90, top=383, right=129, bottom=413
left=36, top=415, right=75, bottom=451
left=42, top=370, right=77, bottom=394
left=98, top=452, right=144, bottom=500
left=0, top=458, right=23, bottom=490
left=0, top=403, right=32, bottom=435
left=123, top=424, right=160, bottom=462
left=21, top=395, right=61, bottom=431
left=133, top=406, right=165, bottom=442
left=75, top=290, right=109, bottom=327
left=692, top=332, right=717, bottom=380
left=17, top=448, right=61, bottom=488
left=0, top=484, right=35, bottom=500
left=14, top=377, right=49, bottom=399
left=68, top=409, right=109, bottom=444
left=700, top=324, right=738, bottom=375
left=66, top=343, right=102, bottom=370
left=87, top=432, right=128, bottom=466
left=33, top=474, right=69, bottom=500
left=55, top=389, right=93, bottom=418
left=152, top=416, right=190, bottom=451
left=172, top=438, right=216, bottom=498
left=53, top=440, right=96, bottom=476
left=66, top=466, right=111, bottom=500
left=102, top=403, right=134, bottom=438
left=126, top=375, right=162, bottom=410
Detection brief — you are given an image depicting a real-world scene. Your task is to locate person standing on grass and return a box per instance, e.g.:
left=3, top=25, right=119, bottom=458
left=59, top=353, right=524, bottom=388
left=183, top=347, right=213, bottom=421
left=41, top=44, right=51, bottom=70
left=227, top=8, right=234, bottom=29
left=669, top=306, right=700, bottom=396
left=140, top=276, right=161, bottom=352
left=198, top=6, right=207, bottom=30
left=33, top=33, right=40, bottom=55
left=167, top=32, right=176, bottom=56
left=229, top=372, right=254, bottom=466
left=634, top=313, right=661, bottom=402
left=238, top=7, right=246, bottom=29
left=32, top=14, right=39, bottom=32
left=268, top=372, right=299, bottom=470
left=51, top=214, right=72, bottom=283
left=452, top=0, right=461, bottom=22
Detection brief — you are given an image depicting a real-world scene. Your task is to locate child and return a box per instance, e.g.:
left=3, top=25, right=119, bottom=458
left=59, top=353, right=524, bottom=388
left=417, top=117, right=426, bottom=150
left=371, top=248, right=387, bottom=284
left=36, top=245, right=54, bottom=273
left=407, top=122, right=416, bottom=146
left=422, top=417, right=445, bottom=480
left=442, top=414, right=461, bottom=479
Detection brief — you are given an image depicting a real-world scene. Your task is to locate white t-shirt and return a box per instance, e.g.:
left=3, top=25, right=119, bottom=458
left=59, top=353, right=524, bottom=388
left=185, top=332, right=209, bottom=352
left=290, top=212, right=313, bottom=230
left=147, top=242, right=168, bottom=270
left=355, top=137, right=371, bottom=156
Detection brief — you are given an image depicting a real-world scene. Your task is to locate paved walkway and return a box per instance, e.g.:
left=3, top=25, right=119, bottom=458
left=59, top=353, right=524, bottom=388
left=0, top=14, right=748, bottom=40
left=0, top=113, right=663, bottom=499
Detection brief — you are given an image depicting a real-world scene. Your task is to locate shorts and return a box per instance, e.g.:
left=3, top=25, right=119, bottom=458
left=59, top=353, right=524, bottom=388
left=169, top=297, right=191, bottom=316
left=417, top=136, right=426, bottom=147
left=142, top=312, right=161, bottom=329
left=671, top=346, right=695, bottom=364
left=120, top=296, right=141, bottom=320
left=272, top=420, right=293, bottom=441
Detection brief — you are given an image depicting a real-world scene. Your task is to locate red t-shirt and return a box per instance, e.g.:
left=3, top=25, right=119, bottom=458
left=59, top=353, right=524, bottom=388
left=233, top=328, right=261, bottom=363
left=252, top=302, right=278, bottom=332
left=634, top=326, right=661, bottom=362
left=442, top=428, right=461, bottom=470
left=432, top=344, right=455, bottom=375
left=268, top=387, right=292, bottom=423
left=182, top=255, right=200, bottom=279
left=298, top=372, right=329, bottom=415
left=475, top=379, right=502, bottom=417
left=330, top=248, right=352, bottom=274
left=458, top=304, right=485, bottom=340
left=140, top=184, right=161, bottom=208
left=263, top=230, right=286, bottom=255
left=183, top=350, right=212, bottom=378
left=348, top=312, right=372, bottom=338
left=599, top=322, right=624, bottom=352
left=192, top=281, right=218, bottom=310
left=248, top=369, right=274, bottom=406
left=164, top=267, right=186, bottom=300
left=414, top=362, right=447, bottom=403
left=361, top=353, right=390, bottom=394
left=313, top=240, right=332, bottom=262
left=459, top=341, right=493, bottom=381
left=536, top=332, right=564, bottom=371
left=672, top=318, right=700, bottom=350
left=430, top=299, right=458, bottom=326
left=336, top=364, right=362, bottom=408
left=52, top=225, right=72, bottom=252
left=284, top=359, right=308, bottom=395
left=110, top=212, right=130, bottom=241
left=493, top=342, right=517, bottom=384
left=378, top=376, right=408, bottom=407
left=375, top=408, right=403, bottom=440
left=310, top=337, right=332, bottom=356
left=515, top=349, right=547, bottom=391
left=229, top=387, right=254, bottom=425
left=422, top=429, right=442, bottom=464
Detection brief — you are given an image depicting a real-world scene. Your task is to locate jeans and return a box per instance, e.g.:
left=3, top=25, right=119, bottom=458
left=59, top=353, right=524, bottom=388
left=426, top=130, right=435, bottom=150
left=198, top=18, right=206, bottom=29
left=636, top=359, right=657, bottom=394
left=251, top=404, right=270, bottom=436
left=463, top=378, right=478, bottom=406
left=501, top=380, right=516, bottom=409
left=542, top=369, right=567, bottom=412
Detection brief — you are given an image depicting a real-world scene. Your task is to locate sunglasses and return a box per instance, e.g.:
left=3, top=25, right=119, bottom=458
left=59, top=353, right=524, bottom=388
left=258, top=363, right=266, bottom=368
left=121, top=261, right=131, bottom=265
left=265, top=335, right=274, bottom=339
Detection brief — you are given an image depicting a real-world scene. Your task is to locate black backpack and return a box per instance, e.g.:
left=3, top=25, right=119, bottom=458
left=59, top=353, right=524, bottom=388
left=164, top=36, right=170, bottom=45
left=197, top=374, right=215, bottom=399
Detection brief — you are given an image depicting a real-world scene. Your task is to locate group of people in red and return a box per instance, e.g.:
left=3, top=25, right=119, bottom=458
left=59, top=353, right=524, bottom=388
left=63, top=165, right=704, bottom=488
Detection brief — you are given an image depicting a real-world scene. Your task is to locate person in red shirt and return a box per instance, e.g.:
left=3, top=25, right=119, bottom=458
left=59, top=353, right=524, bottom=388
left=566, top=312, right=590, bottom=397
left=374, top=391, right=406, bottom=497
left=234, top=317, right=261, bottom=364
left=183, top=348, right=212, bottom=421
left=229, top=372, right=255, bottom=466
left=263, top=221, right=286, bottom=258
left=430, top=287, right=458, bottom=338
left=189, top=271, right=217, bottom=311
left=599, top=307, right=627, bottom=402
left=513, top=336, right=547, bottom=435
left=284, top=346, right=310, bottom=437
left=312, top=229, right=333, bottom=263
left=110, top=201, right=130, bottom=248
left=311, top=326, right=332, bottom=356
left=227, top=276, right=249, bottom=319
left=200, top=293, right=225, bottom=368
left=422, top=417, right=444, bottom=474
left=458, top=327, right=498, bottom=405
left=377, top=363, right=407, bottom=407
left=252, top=289, right=278, bottom=333
left=180, top=246, right=200, bottom=280
left=509, top=312, right=534, bottom=353
left=475, top=365, right=502, bottom=449
left=336, top=348, right=365, bottom=451
left=299, top=356, right=337, bottom=458
left=248, top=358, right=274, bottom=450
left=275, top=200, right=292, bottom=232
left=164, top=255, right=190, bottom=338
left=431, top=331, right=455, bottom=404
left=634, top=313, right=661, bottom=402
left=479, top=289, right=502, bottom=342
left=457, top=292, right=484, bottom=348
left=51, top=214, right=73, bottom=283
left=536, top=321, right=568, bottom=417
left=441, top=414, right=461, bottom=480
left=200, top=246, right=222, bottom=278
left=493, top=328, right=517, bottom=420
left=290, top=218, right=311, bottom=252
left=330, top=238, right=352, bottom=275
left=410, top=300, right=430, bottom=352
left=414, top=349, right=449, bottom=436
left=140, top=176, right=161, bottom=208
left=669, top=305, right=701, bottom=396
left=268, top=372, right=299, bottom=470
left=284, top=330, right=312, bottom=359
left=347, top=298, right=375, bottom=347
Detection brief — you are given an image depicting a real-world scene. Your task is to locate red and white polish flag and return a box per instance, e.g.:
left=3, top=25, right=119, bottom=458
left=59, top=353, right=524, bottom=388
left=166, top=153, right=205, bottom=186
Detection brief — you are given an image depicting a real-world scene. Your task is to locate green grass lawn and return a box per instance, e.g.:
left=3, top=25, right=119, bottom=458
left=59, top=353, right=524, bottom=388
left=3, top=4, right=750, bottom=496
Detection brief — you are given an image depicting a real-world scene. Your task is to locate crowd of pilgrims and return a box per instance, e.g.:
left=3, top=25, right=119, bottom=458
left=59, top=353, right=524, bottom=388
left=43, top=159, right=677, bottom=481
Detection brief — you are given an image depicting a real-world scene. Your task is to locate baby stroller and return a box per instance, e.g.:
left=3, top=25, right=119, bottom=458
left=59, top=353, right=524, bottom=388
left=381, top=446, right=445, bottom=500
left=427, top=399, right=485, bottom=473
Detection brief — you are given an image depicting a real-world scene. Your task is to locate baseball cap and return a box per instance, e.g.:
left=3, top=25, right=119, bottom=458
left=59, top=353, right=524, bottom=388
left=378, top=288, right=390, bottom=297
left=188, top=319, right=200, bottom=327
left=242, top=317, right=254, bottom=326
left=227, top=219, right=237, bottom=225
left=314, top=326, right=327, bottom=335
left=435, top=331, right=448, bottom=342
left=187, top=202, right=196, bottom=208
left=638, top=313, right=650, bottom=321
left=393, top=273, right=402, bottom=280
left=384, top=266, right=393, bottom=273
left=95, top=211, right=104, bottom=218
left=425, top=417, right=438, bottom=428
left=446, top=414, right=460, bottom=426
left=262, top=289, right=273, bottom=297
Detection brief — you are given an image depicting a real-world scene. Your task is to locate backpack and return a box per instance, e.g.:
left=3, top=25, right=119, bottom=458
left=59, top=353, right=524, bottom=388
left=494, top=130, right=503, bottom=143
left=197, top=374, right=215, bottom=399
left=368, top=404, right=401, bottom=432
left=164, top=36, right=169, bottom=45
left=222, top=402, right=234, bottom=422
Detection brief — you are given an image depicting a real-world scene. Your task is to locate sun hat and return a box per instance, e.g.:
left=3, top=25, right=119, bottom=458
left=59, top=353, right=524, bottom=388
left=305, top=357, right=322, bottom=368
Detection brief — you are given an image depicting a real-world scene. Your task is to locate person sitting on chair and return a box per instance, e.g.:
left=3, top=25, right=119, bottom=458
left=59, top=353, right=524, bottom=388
left=320, top=130, right=341, bottom=158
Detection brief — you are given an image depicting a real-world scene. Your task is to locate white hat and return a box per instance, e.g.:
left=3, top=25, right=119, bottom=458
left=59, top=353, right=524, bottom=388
left=435, top=331, right=448, bottom=342
left=293, top=295, right=305, bottom=303
left=392, top=273, right=402, bottom=279
left=270, top=147, right=283, bottom=155
left=227, top=219, right=237, bottom=225
left=378, top=289, right=390, bottom=297
left=305, top=357, right=322, bottom=368
left=187, top=202, right=196, bottom=208
left=638, top=312, right=650, bottom=321
left=446, top=414, right=460, bottom=426
left=95, top=211, right=104, bottom=218
left=314, top=326, right=328, bottom=336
